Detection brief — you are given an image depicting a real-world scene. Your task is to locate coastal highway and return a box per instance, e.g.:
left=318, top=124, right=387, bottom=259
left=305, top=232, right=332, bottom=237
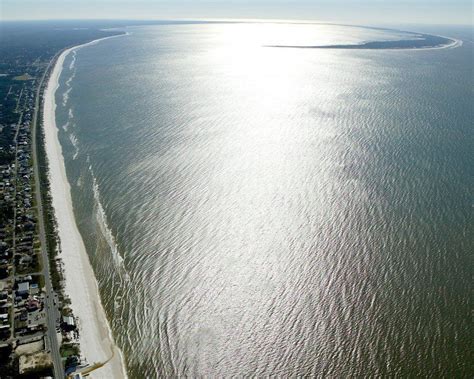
left=31, top=54, right=64, bottom=379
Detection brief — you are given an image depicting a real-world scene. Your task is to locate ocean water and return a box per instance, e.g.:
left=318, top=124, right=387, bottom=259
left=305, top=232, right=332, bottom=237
left=55, top=23, right=473, bottom=377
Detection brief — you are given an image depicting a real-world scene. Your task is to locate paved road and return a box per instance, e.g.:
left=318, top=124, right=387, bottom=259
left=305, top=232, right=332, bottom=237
left=31, top=55, right=64, bottom=379
left=9, top=110, right=23, bottom=345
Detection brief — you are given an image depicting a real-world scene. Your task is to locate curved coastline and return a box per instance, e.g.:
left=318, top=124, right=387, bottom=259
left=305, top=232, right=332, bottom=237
left=266, top=32, right=462, bottom=50
left=43, top=34, right=128, bottom=378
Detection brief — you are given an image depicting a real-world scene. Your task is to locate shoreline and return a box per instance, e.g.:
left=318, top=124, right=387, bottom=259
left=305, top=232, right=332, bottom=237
left=266, top=36, right=463, bottom=51
left=42, top=34, right=128, bottom=378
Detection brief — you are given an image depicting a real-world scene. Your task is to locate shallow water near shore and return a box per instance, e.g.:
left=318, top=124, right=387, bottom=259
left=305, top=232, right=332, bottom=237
left=54, top=23, right=472, bottom=377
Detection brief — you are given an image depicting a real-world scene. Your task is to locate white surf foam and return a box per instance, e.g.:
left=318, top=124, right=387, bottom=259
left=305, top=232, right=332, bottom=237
left=62, top=87, right=73, bottom=107
left=69, top=51, right=77, bottom=70
left=43, top=33, right=129, bottom=379
left=89, top=164, right=125, bottom=267
left=69, top=132, right=80, bottom=160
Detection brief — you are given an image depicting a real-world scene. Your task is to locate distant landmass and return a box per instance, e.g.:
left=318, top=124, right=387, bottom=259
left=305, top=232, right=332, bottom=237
left=267, top=33, right=457, bottom=50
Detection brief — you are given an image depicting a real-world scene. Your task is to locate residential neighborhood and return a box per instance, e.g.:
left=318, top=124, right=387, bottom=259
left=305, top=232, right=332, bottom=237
left=0, top=31, right=82, bottom=378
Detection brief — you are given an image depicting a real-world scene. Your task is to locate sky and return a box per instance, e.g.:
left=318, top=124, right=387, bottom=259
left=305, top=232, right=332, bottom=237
left=1, top=0, right=472, bottom=25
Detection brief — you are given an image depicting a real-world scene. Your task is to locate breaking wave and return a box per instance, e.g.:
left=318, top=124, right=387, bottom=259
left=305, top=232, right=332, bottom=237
left=62, top=87, right=73, bottom=107
left=89, top=164, right=125, bottom=268
left=61, top=121, right=70, bottom=132
left=69, top=50, right=77, bottom=70
left=68, top=132, right=79, bottom=160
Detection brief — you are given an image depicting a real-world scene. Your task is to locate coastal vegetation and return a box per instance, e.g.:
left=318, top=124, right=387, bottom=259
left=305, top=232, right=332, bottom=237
left=0, top=21, right=125, bottom=377
left=36, top=90, right=61, bottom=291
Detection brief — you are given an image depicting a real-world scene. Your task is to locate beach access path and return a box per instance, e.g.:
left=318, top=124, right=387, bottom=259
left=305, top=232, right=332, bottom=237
left=31, top=53, right=63, bottom=379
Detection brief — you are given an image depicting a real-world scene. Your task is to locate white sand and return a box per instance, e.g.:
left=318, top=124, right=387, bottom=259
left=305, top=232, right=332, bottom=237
left=43, top=35, right=128, bottom=379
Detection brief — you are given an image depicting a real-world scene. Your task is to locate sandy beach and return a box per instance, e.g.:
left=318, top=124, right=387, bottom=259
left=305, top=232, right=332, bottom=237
left=43, top=36, right=128, bottom=378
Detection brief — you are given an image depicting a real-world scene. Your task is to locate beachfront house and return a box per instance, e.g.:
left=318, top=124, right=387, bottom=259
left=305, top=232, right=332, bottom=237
left=62, top=315, right=76, bottom=332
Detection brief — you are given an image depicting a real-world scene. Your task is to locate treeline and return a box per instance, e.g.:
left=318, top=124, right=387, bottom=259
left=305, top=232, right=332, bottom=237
left=35, top=79, right=62, bottom=292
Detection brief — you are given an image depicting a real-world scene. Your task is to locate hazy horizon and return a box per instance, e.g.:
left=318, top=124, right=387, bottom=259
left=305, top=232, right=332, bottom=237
left=0, top=1, right=472, bottom=377
left=1, top=0, right=472, bottom=25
